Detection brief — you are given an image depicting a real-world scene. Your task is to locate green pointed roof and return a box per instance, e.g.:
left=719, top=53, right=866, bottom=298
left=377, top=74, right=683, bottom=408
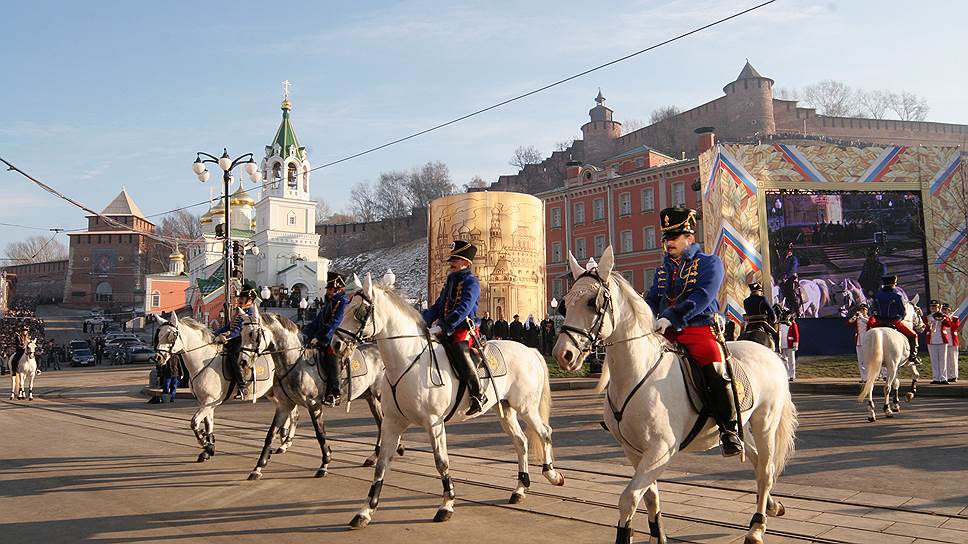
left=267, top=100, right=306, bottom=161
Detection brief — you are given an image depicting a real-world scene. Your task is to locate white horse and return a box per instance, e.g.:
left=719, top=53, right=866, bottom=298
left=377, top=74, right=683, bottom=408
left=857, top=295, right=924, bottom=422
left=795, top=278, right=828, bottom=318
left=153, top=312, right=277, bottom=462
left=10, top=339, right=38, bottom=400
left=553, top=247, right=797, bottom=544
left=333, top=273, right=564, bottom=529
left=239, top=310, right=403, bottom=481
left=827, top=278, right=867, bottom=317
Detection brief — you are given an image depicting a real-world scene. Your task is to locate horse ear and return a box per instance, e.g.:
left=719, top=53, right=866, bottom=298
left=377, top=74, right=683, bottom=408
left=352, top=273, right=361, bottom=290
left=363, top=272, right=374, bottom=298
left=170, top=312, right=179, bottom=324
left=911, top=294, right=920, bottom=306
left=251, top=304, right=261, bottom=320
left=568, top=251, right=584, bottom=280
left=598, top=246, right=615, bottom=281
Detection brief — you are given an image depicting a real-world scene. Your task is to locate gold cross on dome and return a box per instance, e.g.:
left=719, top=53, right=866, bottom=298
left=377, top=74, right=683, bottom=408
left=282, top=80, right=291, bottom=100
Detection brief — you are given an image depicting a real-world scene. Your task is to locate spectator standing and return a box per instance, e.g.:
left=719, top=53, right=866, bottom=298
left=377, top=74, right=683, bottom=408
left=942, top=302, right=960, bottom=383
left=524, top=314, right=540, bottom=348
left=779, top=313, right=799, bottom=381
left=925, top=300, right=949, bottom=384
left=509, top=315, right=524, bottom=343
left=492, top=312, right=509, bottom=340
left=158, top=357, right=183, bottom=402
left=540, top=314, right=556, bottom=355
left=479, top=311, right=494, bottom=340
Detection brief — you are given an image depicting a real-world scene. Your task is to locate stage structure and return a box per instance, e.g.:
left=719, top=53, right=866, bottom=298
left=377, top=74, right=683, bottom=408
left=428, top=192, right=546, bottom=323
left=699, top=141, right=966, bottom=331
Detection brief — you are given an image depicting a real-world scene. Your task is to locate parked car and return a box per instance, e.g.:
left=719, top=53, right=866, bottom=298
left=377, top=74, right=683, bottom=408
left=68, top=340, right=89, bottom=357
left=71, top=349, right=95, bottom=367
left=107, top=338, right=143, bottom=359
left=105, top=333, right=138, bottom=343
left=124, top=346, right=155, bottom=364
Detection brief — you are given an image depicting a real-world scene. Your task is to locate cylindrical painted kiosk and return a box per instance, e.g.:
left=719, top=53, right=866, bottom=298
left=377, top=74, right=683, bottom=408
left=428, top=192, right=545, bottom=323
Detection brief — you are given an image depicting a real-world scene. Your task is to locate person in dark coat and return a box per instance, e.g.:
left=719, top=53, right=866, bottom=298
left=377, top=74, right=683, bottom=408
left=479, top=311, right=494, bottom=340
left=540, top=315, right=557, bottom=355
left=524, top=314, right=540, bottom=348
left=306, top=273, right=349, bottom=407
left=871, top=275, right=920, bottom=364
left=509, top=315, right=524, bottom=343
left=158, top=356, right=184, bottom=402
left=214, top=285, right=258, bottom=398
left=492, top=313, right=509, bottom=340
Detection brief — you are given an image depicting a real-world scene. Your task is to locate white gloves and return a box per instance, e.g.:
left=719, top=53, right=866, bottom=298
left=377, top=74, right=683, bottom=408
left=654, top=317, right=673, bottom=334
left=214, top=333, right=229, bottom=344
left=428, top=324, right=443, bottom=336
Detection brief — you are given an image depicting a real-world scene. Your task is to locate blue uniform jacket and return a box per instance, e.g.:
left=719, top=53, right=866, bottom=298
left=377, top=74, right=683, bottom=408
left=873, top=287, right=907, bottom=321
left=423, top=268, right=480, bottom=335
left=305, top=291, right=349, bottom=347
left=215, top=305, right=256, bottom=339
left=781, top=254, right=799, bottom=277
left=645, top=243, right=723, bottom=331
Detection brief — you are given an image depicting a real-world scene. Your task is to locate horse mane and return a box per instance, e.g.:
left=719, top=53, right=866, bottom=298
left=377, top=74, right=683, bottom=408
left=378, top=286, right=427, bottom=326
left=179, top=318, right=215, bottom=342
left=610, top=273, right=655, bottom=329
left=261, top=313, right=302, bottom=350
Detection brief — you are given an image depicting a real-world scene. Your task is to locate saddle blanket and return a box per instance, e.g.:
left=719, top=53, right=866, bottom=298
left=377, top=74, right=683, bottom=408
left=224, top=358, right=272, bottom=383
left=679, top=354, right=754, bottom=414
left=344, top=343, right=379, bottom=379
left=478, top=343, right=509, bottom=379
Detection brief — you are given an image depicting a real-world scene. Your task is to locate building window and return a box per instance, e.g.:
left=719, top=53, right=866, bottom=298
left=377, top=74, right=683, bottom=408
left=641, top=187, right=655, bottom=212
left=672, top=182, right=686, bottom=208
left=151, top=290, right=161, bottom=308
left=95, top=281, right=113, bottom=303
left=575, top=238, right=587, bottom=260
left=644, top=268, right=655, bottom=292
left=621, top=230, right=633, bottom=253
left=593, top=198, right=605, bottom=221
left=552, top=241, right=562, bottom=263
left=619, top=192, right=631, bottom=216
left=550, top=207, right=562, bottom=228
left=611, top=163, right=619, bottom=175
left=622, top=270, right=634, bottom=284
left=594, top=235, right=605, bottom=257
left=287, top=211, right=297, bottom=226
left=636, top=157, right=645, bottom=168
left=553, top=279, right=564, bottom=301
left=643, top=226, right=657, bottom=250
left=574, top=203, right=585, bottom=225
left=287, top=163, right=298, bottom=189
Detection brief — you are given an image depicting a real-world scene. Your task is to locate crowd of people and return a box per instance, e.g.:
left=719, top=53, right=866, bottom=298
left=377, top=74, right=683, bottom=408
left=478, top=312, right=558, bottom=355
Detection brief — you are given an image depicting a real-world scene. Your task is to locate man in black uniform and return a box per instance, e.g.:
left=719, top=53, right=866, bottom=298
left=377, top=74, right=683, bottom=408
left=742, top=282, right=779, bottom=350
left=214, top=285, right=258, bottom=398
left=306, top=273, right=349, bottom=406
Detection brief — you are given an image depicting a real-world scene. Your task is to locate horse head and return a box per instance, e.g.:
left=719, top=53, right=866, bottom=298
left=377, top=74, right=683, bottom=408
left=553, top=246, right=622, bottom=372
left=154, top=312, right=185, bottom=365
left=906, top=294, right=924, bottom=333
left=239, top=305, right=271, bottom=364
left=333, top=272, right=383, bottom=353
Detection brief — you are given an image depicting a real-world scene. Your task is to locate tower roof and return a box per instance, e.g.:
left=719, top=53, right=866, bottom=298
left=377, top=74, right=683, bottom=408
left=595, top=88, right=606, bottom=105
left=268, top=100, right=305, bottom=161
left=100, top=189, right=145, bottom=218
left=735, top=60, right=765, bottom=81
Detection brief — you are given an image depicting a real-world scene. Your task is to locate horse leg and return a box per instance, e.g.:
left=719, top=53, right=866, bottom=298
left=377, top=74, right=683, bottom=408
left=497, top=406, right=531, bottom=504
left=883, top=379, right=894, bottom=418
left=204, top=413, right=217, bottom=458
left=427, top=422, right=457, bottom=522
left=27, top=371, right=34, bottom=400
left=642, top=483, right=668, bottom=544
left=746, top=421, right=779, bottom=543
left=10, top=372, right=16, bottom=400
left=363, top=393, right=383, bottom=467
left=248, top=405, right=289, bottom=480
left=274, top=405, right=299, bottom=454
left=308, top=402, right=332, bottom=478
left=746, top=442, right=786, bottom=520
left=906, top=364, right=919, bottom=402
left=890, top=372, right=901, bottom=412
left=520, top=404, right=564, bottom=486
left=349, top=415, right=408, bottom=529
left=615, top=457, right=670, bottom=544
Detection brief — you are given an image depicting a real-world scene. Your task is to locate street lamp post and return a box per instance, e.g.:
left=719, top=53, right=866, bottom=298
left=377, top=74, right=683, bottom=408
left=193, top=149, right=262, bottom=321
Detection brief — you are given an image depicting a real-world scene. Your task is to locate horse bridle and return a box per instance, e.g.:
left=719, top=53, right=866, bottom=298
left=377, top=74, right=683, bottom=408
left=336, top=291, right=376, bottom=345
left=240, top=319, right=269, bottom=360
left=154, top=322, right=183, bottom=362
left=559, top=270, right=614, bottom=355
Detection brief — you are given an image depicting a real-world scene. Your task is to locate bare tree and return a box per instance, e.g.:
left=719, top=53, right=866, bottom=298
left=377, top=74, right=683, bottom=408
left=621, top=119, right=646, bottom=135
left=855, top=89, right=891, bottom=119
left=775, top=87, right=801, bottom=101
left=374, top=171, right=411, bottom=220
left=405, top=161, right=455, bottom=208
left=887, top=91, right=929, bottom=121
left=321, top=212, right=356, bottom=224
left=4, top=235, right=68, bottom=263
left=312, top=197, right=332, bottom=224
left=463, top=175, right=489, bottom=192
left=509, top=145, right=543, bottom=172
left=157, top=209, right=202, bottom=242
left=649, top=106, right=680, bottom=125
left=802, top=80, right=857, bottom=116
left=554, top=140, right=575, bottom=152
left=350, top=181, right=378, bottom=222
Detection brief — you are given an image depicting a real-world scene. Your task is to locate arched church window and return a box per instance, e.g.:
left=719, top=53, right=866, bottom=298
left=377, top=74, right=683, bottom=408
left=151, top=290, right=161, bottom=308
left=303, top=172, right=308, bottom=193
left=288, top=164, right=298, bottom=189
left=95, top=281, right=113, bottom=302
left=271, top=163, right=282, bottom=190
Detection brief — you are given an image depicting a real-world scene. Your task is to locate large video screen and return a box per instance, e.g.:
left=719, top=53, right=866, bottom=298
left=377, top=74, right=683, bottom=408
left=766, top=190, right=929, bottom=318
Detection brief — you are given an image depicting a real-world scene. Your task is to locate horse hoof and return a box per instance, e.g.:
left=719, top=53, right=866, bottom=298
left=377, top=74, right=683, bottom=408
left=905, top=392, right=915, bottom=402
left=362, top=458, right=375, bottom=467
left=273, top=447, right=286, bottom=455
left=197, top=452, right=210, bottom=462
left=867, top=416, right=876, bottom=422
left=396, top=445, right=406, bottom=456
left=314, top=468, right=328, bottom=478
left=433, top=509, right=453, bottom=522
left=553, top=473, right=565, bottom=486
left=744, top=536, right=763, bottom=544
left=508, top=492, right=525, bottom=504
left=348, top=514, right=370, bottom=529
left=885, top=412, right=894, bottom=418
left=773, top=502, right=786, bottom=517
left=247, top=472, right=262, bottom=481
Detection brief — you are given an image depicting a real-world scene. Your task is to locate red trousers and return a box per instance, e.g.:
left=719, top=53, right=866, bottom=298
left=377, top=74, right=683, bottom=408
left=662, top=325, right=725, bottom=367
left=868, top=318, right=917, bottom=339
left=445, top=328, right=478, bottom=347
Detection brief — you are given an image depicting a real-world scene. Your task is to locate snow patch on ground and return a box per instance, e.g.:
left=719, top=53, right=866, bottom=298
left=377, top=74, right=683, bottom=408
left=328, top=237, right=428, bottom=300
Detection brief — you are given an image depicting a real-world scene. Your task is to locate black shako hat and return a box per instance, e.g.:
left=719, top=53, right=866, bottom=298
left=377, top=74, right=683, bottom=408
left=447, top=240, right=477, bottom=263
left=237, top=281, right=258, bottom=300
left=748, top=282, right=763, bottom=292
left=326, top=272, right=345, bottom=290
left=882, top=275, right=898, bottom=286
left=659, top=207, right=698, bottom=238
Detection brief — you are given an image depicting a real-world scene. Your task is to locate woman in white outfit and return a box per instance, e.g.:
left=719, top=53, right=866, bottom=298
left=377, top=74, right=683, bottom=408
left=925, top=300, right=949, bottom=384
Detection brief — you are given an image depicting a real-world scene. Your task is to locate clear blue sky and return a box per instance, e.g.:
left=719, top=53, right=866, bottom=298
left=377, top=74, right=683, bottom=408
left=1, top=0, right=965, bottom=252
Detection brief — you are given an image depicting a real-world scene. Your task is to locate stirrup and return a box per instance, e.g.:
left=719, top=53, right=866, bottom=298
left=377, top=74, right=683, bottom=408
left=719, top=431, right=743, bottom=457
left=322, top=394, right=338, bottom=407
left=466, top=394, right=487, bottom=416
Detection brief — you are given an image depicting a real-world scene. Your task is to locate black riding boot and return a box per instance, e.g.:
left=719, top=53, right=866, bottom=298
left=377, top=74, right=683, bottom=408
left=700, top=362, right=744, bottom=457
left=907, top=335, right=921, bottom=365
left=321, top=347, right=341, bottom=406
left=458, top=344, right=487, bottom=416
left=224, top=338, right=246, bottom=398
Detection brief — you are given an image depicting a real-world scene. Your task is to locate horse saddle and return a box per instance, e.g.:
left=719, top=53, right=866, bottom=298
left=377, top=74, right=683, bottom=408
left=221, top=357, right=272, bottom=383
left=343, top=344, right=379, bottom=380
left=677, top=350, right=754, bottom=414
left=477, top=343, right=508, bottom=380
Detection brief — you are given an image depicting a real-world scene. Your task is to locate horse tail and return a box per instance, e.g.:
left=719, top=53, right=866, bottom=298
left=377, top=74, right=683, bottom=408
left=526, top=349, right=552, bottom=463
left=772, top=387, right=799, bottom=476
left=857, top=331, right=883, bottom=402
left=594, top=357, right=610, bottom=394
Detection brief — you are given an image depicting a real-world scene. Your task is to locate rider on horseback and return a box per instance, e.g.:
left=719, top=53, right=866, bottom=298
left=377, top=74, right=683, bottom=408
left=742, top=282, right=779, bottom=350
left=778, top=243, right=799, bottom=313
left=870, top=275, right=920, bottom=365
left=214, top=284, right=258, bottom=399
left=646, top=207, right=743, bottom=457
left=11, top=325, right=29, bottom=372
left=307, top=272, right=349, bottom=407
left=423, top=240, right=487, bottom=417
